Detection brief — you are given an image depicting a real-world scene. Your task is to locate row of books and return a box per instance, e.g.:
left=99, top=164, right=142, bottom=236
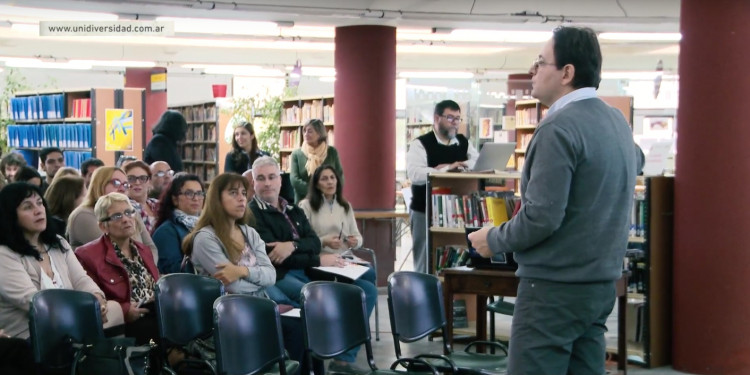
left=10, top=94, right=66, bottom=120
left=71, top=98, right=91, bottom=118
left=517, top=133, right=534, bottom=151
left=629, top=198, right=647, bottom=238
left=281, top=102, right=334, bottom=124
left=183, top=145, right=217, bottom=162
left=175, top=104, right=217, bottom=123
left=430, top=190, right=520, bottom=228
left=16, top=150, right=93, bottom=171
left=514, top=106, right=548, bottom=126
left=185, top=164, right=217, bottom=182
left=625, top=249, right=647, bottom=294
left=7, top=124, right=92, bottom=149
left=280, top=129, right=301, bottom=149
left=435, top=246, right=472, bottom=271
left=280, top=154, right=291, bottom=172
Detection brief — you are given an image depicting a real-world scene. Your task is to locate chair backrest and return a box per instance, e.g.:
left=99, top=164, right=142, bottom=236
left=387, top=271, right=447, bottom=342
left=213, top=295, right=288, bottom=375
left=300, top=281, right=372, bottom=360
left=154, top=273, right=224, bottom=345
left=29, top=289, right=105, bottom=371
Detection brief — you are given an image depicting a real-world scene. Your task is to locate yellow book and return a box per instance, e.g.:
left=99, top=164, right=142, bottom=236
left=486, top=197, right=509, bottom=226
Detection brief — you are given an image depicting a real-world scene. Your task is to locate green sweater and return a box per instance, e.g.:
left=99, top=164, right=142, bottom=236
left=289, top=146, right=344, bottom=202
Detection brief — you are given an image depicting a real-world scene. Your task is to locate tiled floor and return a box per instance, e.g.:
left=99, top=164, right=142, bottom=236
left=370, top=233, right=695, bottom=374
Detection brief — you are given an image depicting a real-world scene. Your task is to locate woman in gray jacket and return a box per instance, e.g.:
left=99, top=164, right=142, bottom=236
left=0, top=183, right=122, bottom=339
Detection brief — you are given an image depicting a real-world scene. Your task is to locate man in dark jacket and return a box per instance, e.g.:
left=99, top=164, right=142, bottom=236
left=144, top=110, right=187, bottom=172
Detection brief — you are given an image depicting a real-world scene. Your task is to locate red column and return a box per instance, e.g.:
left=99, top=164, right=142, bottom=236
left=334, top=25, right=396, bottom=285
left=334, top=25, right=396, bottom=209
left=673, top=1, right=750, bottom=373
left=125, top=67, right=167, bottom=145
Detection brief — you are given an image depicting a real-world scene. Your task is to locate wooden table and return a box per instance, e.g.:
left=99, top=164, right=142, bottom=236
left=442, top=268, right=629, bottom=375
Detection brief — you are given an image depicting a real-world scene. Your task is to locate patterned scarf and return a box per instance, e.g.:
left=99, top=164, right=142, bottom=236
left=301, top=141, right=328, bottom=176
left=174, top=209, right=199, bottom=230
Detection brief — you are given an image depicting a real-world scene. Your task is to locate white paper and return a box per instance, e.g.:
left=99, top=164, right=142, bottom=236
left=642, top=141, right=673, bottom=176
left=313, top=264, right=369, bottom=280
left=281, top=308, right=301, bottom=318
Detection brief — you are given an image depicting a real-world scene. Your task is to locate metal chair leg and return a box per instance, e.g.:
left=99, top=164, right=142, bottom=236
left=353, top=247, right=379, bottom=341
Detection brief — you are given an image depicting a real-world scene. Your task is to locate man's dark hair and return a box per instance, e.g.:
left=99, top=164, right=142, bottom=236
left=152, top=110, right=188, bottom=141
left=80, top=158, right=105, bottom=176
left=0, top=182, right=63, bottom=260
left=434, top=100, right=460, bottom=117
left=39, top=147, right=63, bottom=164
left=552, top=26, right=602, bottom=89
left=15, top=166, right=42, bottom=182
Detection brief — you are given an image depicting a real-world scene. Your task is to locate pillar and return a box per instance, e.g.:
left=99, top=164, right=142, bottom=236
left=334, top=25, right=397, bottom=285
left=125, top=67, right=167, bottom=147
left=673, top=1, right=750, bottom=374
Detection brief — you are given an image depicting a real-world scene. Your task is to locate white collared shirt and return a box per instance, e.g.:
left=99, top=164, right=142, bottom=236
left=547, top=87, right=597, bottom=117
left=406, top=131, right=480, bottom=185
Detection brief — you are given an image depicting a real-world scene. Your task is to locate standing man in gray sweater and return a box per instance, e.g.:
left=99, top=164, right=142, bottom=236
left=469, top=26, right=641, bottom=375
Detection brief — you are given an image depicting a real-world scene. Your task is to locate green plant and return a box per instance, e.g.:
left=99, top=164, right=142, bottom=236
left=225, top=88, right=292, bottom=161
left=0, top=68, right=30, bottom=154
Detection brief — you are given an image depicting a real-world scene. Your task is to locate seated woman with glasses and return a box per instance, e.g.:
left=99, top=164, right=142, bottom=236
left=76, top=192, right=160, bottom=345
left=67, top=167, right=158, bottom=261
left=183, top=173, right=322, bottom=375
left=0, top=183, right=123, bottom=339
left=124, top=161, right=158, bottom=233
left=152, top=173, right=205, bottom=274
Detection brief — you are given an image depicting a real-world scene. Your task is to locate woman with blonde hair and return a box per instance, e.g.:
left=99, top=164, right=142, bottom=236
left=50, top=166, right=80, bottom=183
left=44, top=175, right=86, bottom=237
left=67, top=167, right=158, bottom=259
left=76, top=192, right=159, bottom=345
left=289, top=118, right=344, bottom=202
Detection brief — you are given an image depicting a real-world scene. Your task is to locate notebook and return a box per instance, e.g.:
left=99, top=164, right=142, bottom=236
left=465, top=226, right=518, bottom=270
left=464, top=142, right=517, bottom=172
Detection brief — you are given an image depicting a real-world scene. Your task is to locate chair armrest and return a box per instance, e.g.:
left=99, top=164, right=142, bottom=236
left=464, top=341, right=508, bottom=355
left=389, top=357, right=440, bottom=375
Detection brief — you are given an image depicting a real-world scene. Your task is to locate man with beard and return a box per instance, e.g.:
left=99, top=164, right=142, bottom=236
left=406, top=100, right=478, bottom=273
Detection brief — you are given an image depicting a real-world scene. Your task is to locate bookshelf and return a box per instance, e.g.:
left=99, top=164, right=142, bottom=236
left=9, top=88, right=145, bottom=169
left=624, top=176, right=674, bottom=367
left=513, top=99, right=547, bottom=172
left=278, top=96, right=335, bottom=171
left=426, top=171, right=521, bottom=274
left=170, top=101, right=232, bottom=183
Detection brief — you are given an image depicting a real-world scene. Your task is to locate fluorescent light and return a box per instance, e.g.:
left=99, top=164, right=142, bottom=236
left=601, top=71, right=679, bottom=80
left=398, top=44, right=509, bottom=55
left=182, top=64, right=284, bottom=77
left=10, top=23, right=37, bottom=34
left=1, top=57, right=91, bottom=70
left=397, top=29, right=550, bottom=43
left=319, top=77, right=336, bottom=82
left=399, top=71, right=474, bottom=79
left=285, top=66, right=336, bottom=77
left=599, top=32, right=681, bottom=42
left=71, top=60, right=156, bottom=68
left=0, top=5, right=117, bottom=21
left=158, top=17, right=279, bottom=36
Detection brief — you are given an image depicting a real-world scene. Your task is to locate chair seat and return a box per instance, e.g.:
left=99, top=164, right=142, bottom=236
left=262, top=359, right=299, bottom=375
left=421, top=352, right=507, bottom=375
left=487, top=300, right=514, bottom=316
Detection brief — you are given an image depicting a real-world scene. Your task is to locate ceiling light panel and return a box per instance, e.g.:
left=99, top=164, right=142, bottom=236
left=0, top=5, right=117, bottom=21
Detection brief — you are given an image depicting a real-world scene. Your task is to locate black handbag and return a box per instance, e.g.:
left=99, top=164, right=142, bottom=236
left=70, top=336, right=154, bottom=375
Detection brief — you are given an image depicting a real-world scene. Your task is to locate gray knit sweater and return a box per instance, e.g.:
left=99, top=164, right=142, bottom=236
left=488, top=98, right=637, bottom=282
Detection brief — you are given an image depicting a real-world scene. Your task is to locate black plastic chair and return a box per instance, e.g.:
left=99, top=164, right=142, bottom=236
left=154, top=273, right=224, bottom=375
left=213, top=295, right=299, bottom=375
left=300, top=281, right=438, bottom=375
left=29, top=289, right=105, bottom=375
left=387, top=272, right=508, bottom=375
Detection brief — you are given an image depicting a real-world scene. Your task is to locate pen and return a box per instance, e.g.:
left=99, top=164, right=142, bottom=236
left=338, top=221, right=344, bottom=240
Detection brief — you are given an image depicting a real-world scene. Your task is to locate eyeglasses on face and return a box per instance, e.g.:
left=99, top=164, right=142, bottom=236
left=127, top=175, right=150, bottom=184
left=154, top=170, right=174, bottom=178
left=531, top=57, right=558, bottom=73
left=179, top=190, right=206, bottom=199
left=440, top=115, right=462, bottom=123
left=101, top=208, right=137, bottom=223
left=110, top=179, right=131, bottom=190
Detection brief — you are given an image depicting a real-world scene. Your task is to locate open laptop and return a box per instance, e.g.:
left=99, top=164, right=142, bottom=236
left=468, top=142, right=516, bottom=172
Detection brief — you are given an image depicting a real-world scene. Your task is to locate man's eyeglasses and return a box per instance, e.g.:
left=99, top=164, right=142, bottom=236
left=531, top=57, right=558, bottom=73
left=179, top=190, right=206, bottom=199
left=127, top=175, right=150, bottom=184
left=154, top=170, right=174, bottom=178
left=110, top=179, right=131, bottom=190
left=440, top=115, right=462, bottom=123
left=101, top=209, right=137, bottom=223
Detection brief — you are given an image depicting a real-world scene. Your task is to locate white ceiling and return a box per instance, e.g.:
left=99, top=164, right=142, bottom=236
left=0, top=0, right=682, bottom=75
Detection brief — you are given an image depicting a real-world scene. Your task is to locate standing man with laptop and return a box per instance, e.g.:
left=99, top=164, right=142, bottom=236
left=406, top=100, right=479, bottom=273
left=469, top=27, right=641, bottom=375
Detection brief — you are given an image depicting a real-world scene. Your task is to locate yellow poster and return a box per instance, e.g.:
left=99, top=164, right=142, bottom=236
left=105, top=108, right=134, bottom=151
